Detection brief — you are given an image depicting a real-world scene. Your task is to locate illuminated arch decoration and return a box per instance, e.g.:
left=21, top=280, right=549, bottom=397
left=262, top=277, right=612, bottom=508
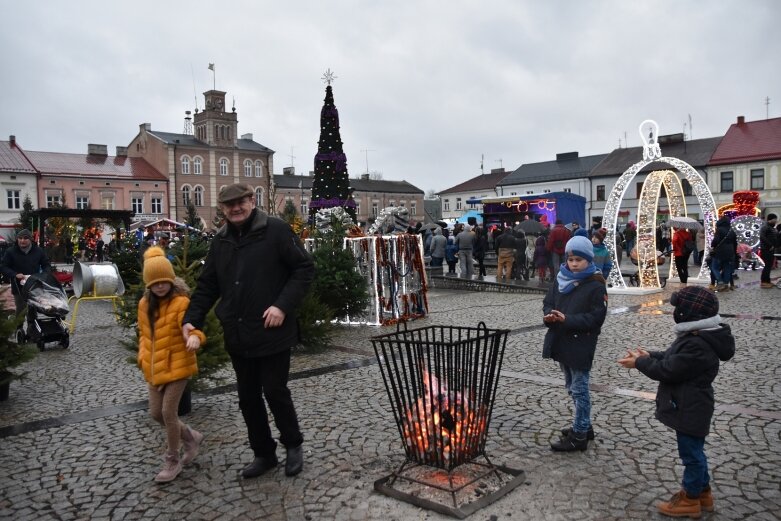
left=603, top=120, right=717, bottom=293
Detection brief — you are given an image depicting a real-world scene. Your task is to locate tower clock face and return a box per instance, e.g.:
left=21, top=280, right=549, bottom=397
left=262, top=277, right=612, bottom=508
left=215, top=98, right=223, bottom=109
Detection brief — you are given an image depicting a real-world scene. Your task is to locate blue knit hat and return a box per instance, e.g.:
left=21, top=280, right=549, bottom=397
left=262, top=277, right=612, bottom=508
left=565, top=236, right=594, bottom=262
left=574, top=228, right=589, bottom=237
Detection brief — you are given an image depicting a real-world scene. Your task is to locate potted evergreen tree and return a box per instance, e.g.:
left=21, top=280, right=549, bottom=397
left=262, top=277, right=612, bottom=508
left=0, top=289, right=36, bottom=401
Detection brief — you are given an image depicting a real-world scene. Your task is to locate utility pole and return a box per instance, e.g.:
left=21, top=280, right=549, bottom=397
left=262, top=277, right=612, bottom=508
left=361, top=148, right=375, bottom=175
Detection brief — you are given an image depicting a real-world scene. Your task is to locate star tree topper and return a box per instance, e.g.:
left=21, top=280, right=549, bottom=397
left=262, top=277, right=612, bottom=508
left=321, top=68, right=337, bottom=85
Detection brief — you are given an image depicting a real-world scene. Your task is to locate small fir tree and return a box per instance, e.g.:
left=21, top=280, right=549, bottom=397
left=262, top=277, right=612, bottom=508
left=0, top=291, right=35, bottom=387
left=17, top=194, right=35, bottom=231
left=185, top=200, right=204, bottom=231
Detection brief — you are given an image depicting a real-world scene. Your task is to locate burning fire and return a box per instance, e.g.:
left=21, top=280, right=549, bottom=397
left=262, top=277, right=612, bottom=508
left=402, top=369, right=488, bottom=467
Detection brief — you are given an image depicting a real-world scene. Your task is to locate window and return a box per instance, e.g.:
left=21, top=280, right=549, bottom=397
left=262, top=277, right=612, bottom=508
left=244, top=160, right=252, bottom=177
left=681, top=179, right=693, bottom=196
left=46, top=194, right=62, bottom=207
left=6, top=190, right=20, bottom=210
left=75, top=196, right=89, bottom=209
left=751, top=168, right=764, bottom=190
left=455, top=197, right=462, bottom=211
left=131, top=197, right=143, bottom=214
left=411, top=202, right=417, bottom=216
left=255, top=160, right=263, bottom=177
left=219, top=158, right=228, bottom=176
left=510, top=192, right=517, bottom=196
left=193, top=157, right=202, bottom=175
left=194, top=186, right=204, bottom=206
left=354, top=199, right=360, bottom=215
left=372, top=202, right=378, bottom=216
left=636, top=181, right=644, bottom=198
left=151, top=197, right=162, bottom=214
left=101, top=194, right=114, bottom=210
left=181, top=157, right=190, bottom=175
left=596, top=185, right=606, bottom=201
left=443, top=199, right=450, bottom=211
left=389, top=200, right=395, bottom=207
left=182, top=186, right=191, bottom=205
left=255, top=187, right=264, bottom=209
left=543, top=189, right=551, bottom=193
left=563, top=188, right=571, bottom=193
left=526, top=191, right=534, bottom=195
left=720, top=171, right=733, bottom=193
left=301, top=198, right=308, bottom=215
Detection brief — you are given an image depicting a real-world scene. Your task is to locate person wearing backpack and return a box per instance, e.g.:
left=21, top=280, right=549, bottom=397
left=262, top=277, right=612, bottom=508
left=672, top=227, right=694, bottom=285
left=546, top=220, right=572, bottom=279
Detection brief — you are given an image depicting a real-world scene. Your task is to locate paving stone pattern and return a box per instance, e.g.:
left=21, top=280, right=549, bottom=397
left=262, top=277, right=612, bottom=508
left=0, top=268, right=780, bottom=520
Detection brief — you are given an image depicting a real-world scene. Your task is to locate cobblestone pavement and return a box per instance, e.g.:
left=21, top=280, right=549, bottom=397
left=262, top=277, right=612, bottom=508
left=1, top=266, right=780, bottom=521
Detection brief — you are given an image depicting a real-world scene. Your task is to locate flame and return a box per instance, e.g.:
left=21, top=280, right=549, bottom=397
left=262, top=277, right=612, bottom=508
left=401, top=369, right=487, bottom=466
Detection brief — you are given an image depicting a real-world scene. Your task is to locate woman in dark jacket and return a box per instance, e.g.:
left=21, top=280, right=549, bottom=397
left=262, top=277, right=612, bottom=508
left=472, top=226, right=488, bottom=277
left=710, top=216, right=737, bottom=292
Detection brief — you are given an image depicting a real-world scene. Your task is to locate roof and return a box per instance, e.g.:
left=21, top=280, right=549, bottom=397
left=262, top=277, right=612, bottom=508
left=24, top=150, right=167, bottom=181
left=0, top=140, right=37, bottom=174
left=438, top=170, right=510, bottom=195
left=273, top=175, right=423, bottom=194
left=499, top=153, right=608, bottom=186
left=147, top=130, right=274, bottom=154
left=708, top=117, right=781, bottom=165
left=589, top=137, right=722, bottom=178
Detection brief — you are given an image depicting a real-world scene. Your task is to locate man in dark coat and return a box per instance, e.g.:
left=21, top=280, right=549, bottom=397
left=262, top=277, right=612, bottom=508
left=183, top=183, right=315, bottom=479
left=546, top=220, right=572, bottom=279
left=759, top=213, right=778, bottom=288
left=619, top=286, right=735, bottom=518
left=0, top=229, right=51, bottom=315
left=710, top=215, right=737, bottom=292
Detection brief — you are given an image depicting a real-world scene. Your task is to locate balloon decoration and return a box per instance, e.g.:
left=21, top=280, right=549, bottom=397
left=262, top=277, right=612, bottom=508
left=315, top=206, right=356, bottom=234
left=367, top=207, right=410, bottom=235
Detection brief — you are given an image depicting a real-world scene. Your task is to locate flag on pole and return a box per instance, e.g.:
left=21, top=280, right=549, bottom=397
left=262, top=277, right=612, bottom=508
left=208, top=63, right=215, bottom=71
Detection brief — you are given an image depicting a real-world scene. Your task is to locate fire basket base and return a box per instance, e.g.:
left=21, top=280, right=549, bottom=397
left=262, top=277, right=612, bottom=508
left=374, top=456, right=526, bottom=519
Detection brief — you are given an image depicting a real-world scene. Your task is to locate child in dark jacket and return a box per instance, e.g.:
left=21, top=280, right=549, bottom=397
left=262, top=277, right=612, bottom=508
left=618, top=286, right=735, bottom=518
left=542, top=236, right=607, bottom=451
left=445, top=236, right=458, bottom=274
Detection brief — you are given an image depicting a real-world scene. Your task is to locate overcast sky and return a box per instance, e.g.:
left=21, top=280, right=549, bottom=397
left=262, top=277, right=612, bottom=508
left=1, top=1, right=779, bottom=195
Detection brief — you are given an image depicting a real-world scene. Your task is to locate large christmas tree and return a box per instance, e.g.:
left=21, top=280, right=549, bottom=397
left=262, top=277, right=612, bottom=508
left=309, top=70, right=356, bottom=221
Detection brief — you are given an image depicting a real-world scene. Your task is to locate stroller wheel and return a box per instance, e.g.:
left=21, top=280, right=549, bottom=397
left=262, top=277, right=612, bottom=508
left=15, top=328, right=26, bottom=344
left=36, top=340, right=45, bottom=351
left=61, top=336, right=70, bottom=349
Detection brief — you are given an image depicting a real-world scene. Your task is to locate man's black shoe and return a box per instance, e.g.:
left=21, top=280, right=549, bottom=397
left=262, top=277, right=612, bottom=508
left=551, top=431, right=588, bottom=452
left=241, top=455, right=278, bottom=478
left=285, top=445, right=304, bottom=476
left=560, top=426, right=595, bottom=440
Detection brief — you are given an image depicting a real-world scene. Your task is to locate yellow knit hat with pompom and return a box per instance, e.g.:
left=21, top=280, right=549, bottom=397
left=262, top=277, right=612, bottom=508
left=143, top=246, right=175, bottom=288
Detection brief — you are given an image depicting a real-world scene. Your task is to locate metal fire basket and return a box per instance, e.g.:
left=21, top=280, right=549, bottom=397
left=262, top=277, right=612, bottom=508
left=372, top=323, right=525, bottom=518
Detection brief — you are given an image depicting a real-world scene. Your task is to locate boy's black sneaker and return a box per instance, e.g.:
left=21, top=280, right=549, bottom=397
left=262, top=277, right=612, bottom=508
left=550, top=431, right=588, bottom=452
left=560, top=426, right=595, bottom=440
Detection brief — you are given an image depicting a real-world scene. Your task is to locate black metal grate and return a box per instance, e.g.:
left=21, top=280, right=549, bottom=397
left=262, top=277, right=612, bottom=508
left=371, top=323, right=509, bottom=471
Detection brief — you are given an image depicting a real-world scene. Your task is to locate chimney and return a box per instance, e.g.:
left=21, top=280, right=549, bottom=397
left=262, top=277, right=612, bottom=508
left=282, top=166, right=295, bottom=176
left=141, top=123, right=151, bottom=131
left=737, top=116, right=745, bottom=125
left=241, top=133, right=253, bottom=140
left=658, top=133, right=684, bottom=145
left=116, top=146, right=128, bottom=157
left=88, top=144, right=108, bottom=156
left=556, top=151, right=579, bottom=162
left=9, top=135, right=16, bottom=147
left=490, top=167, right=505, bottom=174
left=361, top=173, right=370, bottom=180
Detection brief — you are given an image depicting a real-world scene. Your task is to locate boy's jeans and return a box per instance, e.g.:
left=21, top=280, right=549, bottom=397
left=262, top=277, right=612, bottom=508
left=711, top=257, right=734, bottom=285
left=560, top=363, right=591, bottom=434
left=676, top=431, right=709, bottom=496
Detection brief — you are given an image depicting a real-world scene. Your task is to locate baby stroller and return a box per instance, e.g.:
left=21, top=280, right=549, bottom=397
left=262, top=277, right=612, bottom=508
left=16, top=272, right=71, bottom=350
left=625, top=247, right=668, bottom=288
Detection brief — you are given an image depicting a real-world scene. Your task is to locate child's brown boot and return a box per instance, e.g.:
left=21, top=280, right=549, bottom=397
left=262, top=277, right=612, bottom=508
left=699, top=486, right=714, bottom=512
left=657, top=490, right=702, bottom=518
left=154, top=451, right=182, bottom=483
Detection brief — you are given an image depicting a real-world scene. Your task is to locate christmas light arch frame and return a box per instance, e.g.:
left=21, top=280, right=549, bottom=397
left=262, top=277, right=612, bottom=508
left=603, top=120, right=717, bottom=291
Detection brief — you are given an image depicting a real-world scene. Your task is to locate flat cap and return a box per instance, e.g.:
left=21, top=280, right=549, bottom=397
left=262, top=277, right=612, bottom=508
left=17, top=229, right=32, bottom=239
left=218, top=183, right=254, bottom=203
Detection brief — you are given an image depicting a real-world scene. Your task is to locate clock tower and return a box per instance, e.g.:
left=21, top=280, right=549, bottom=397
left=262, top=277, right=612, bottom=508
left=193, top=90, right=238, bottom=146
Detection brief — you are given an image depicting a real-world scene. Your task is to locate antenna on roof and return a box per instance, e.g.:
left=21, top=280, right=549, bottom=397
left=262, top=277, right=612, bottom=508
left=190, top=63, right=198, bottom=111
left=765, top=96, right=771, bottom=119
left=184, top=111, right=193, bottom=135
left=688, top=114, right=693, bottom=138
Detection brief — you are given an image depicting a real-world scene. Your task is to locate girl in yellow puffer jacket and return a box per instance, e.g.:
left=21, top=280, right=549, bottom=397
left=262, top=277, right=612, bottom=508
left=137, top=247, right=206, bottom=483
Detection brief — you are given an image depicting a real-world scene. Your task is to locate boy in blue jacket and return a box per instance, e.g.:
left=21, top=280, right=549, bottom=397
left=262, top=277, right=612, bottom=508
left=619, top=286, right=735, bottom=518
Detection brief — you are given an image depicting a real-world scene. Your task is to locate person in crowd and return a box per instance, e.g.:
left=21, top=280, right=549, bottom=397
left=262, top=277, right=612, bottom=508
left=542, top=236, right=607, bottom=451
left=710, top=215, right=738, bottom=292
left=694, top=227, right=705, bottom=266
left=571, top=222, right=581, bottom=235
left=137, top=247, right=206, bottom=483
left=96, top=237, right=105, bottom=263
left=77, top=236, right=87, bottom=261
left=618, top=286, right=734, bottom=518
left=546, top=220, right=572, bottom=279
left=657, top=221, right=671, bottom=254
left=591, top=228, right=613, bottom=278
left=0, top=229, right=51, bottom=316
left=494, top=226, right=517, bottom=282
left=672, top=226, right=694, bottom=285
left=183, top=183, right=314, bottom=479
left=624, top=221, right=637, bottom=258
left=588, top=218, right=601, bottom=239
left=512, top=228, right=527, bottom=280
left=455, top=224, right=475, bottom=279
left=534, top=232, right=550, bottom=283
left=614, top=226, right=625, bottom=266
left=428, top=227, right=447, bottom=269
left=473, top=225, right=488, bottom=278
left=759, top=213, right=778, bottom=288
left=445, top=234, right=459, bottom=275
left=64, top=236, right=74, bottom=265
